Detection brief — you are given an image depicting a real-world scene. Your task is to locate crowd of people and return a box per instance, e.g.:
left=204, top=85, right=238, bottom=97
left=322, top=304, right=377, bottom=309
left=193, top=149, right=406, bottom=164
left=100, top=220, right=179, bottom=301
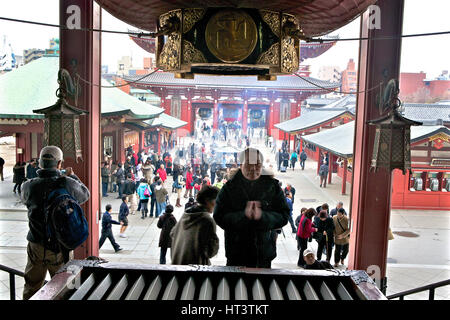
left=16, top=127, right=354, bottom=299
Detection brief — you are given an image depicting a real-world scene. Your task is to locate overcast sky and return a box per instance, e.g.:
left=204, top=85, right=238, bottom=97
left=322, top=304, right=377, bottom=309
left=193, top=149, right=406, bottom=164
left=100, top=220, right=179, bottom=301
left=0, top=0, right=449, bottom=78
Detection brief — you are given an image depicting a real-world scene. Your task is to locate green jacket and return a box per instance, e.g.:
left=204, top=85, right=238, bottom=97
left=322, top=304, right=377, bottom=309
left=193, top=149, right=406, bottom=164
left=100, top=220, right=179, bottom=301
left=213, top=169, right=290, bottom=268
left=101, top=167, right=110, bottom=183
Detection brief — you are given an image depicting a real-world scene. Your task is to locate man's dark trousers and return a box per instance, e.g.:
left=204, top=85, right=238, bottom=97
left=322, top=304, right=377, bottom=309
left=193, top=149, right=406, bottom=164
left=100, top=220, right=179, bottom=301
left=150, top=198, right=156, bottom=217
left=334, top=243, right=349, bottom=264
left=102, top=182, right=108, bottom=196
left=117, top=182, right=123, bottom=197
left=99, top=229, right=120, bottom=251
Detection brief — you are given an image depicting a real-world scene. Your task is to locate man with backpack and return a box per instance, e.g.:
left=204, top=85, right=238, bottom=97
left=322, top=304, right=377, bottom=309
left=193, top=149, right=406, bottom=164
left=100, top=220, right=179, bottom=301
left=21, top=146, right=90, bottom=300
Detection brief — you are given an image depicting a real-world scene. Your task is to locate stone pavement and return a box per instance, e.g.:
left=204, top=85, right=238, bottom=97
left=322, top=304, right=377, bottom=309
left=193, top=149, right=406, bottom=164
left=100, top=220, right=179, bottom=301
left=0, top=139, right=449, bottom=300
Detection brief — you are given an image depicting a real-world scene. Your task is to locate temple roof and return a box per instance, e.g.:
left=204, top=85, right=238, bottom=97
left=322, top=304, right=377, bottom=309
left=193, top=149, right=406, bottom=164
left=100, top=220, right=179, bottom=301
left=0, top=56, right=164, bottom=121
left=300, top=41, right=337, bottom=62
left=96, top=0, right=377, bottom=37
left=302, top=121, right=450, bottom=158
left=123, top=72, right=338, bottom=91
left=275, top=108, right=354, bottom=134
left=401, top=103, right=450, bottom=124
left=143, top=112, right=187, bottom=129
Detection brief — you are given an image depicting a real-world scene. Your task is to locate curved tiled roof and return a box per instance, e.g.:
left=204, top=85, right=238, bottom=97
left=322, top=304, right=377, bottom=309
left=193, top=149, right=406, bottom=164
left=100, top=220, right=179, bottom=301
left=274, top=109, right=354, bottom=133
left=402, top=103, right=450, bottom=123
left=143, top=112, right=187, bottom=130
left=302, top=121, right=450, bottom=158
left=123, top=72, right=339, bottom=91
left=0, top=56, right=163, bottom=120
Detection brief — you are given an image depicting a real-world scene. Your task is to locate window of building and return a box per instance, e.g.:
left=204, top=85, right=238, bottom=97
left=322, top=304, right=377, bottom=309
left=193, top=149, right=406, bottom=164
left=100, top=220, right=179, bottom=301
left=171, top=95, right=182, bottom=119
left=103, top=135, right=113, bottom=157
left=280, top=100, right=291, bottom=123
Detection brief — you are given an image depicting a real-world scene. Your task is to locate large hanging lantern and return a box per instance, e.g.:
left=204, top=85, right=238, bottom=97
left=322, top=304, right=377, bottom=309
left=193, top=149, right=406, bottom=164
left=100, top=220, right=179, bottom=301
left=198, top=107, right=212, bottom=119
left=368, top=79, right=422, bottom=174
left=156, top=8, right=303, bottom=79
left=250, top=109, right=263, bottom=120
left=33, top=69, right=88, bottom=162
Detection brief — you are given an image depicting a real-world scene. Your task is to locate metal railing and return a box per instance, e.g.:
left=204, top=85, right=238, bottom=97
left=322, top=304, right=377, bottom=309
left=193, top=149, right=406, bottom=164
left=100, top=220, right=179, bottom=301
left=387, top=279, right=450, bottom=300
left=0, top=264, right=25, bottom=300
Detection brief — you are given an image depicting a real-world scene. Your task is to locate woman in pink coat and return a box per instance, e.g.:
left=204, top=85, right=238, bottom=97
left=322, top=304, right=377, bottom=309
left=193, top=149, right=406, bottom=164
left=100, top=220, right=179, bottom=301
left=184, top=167, right=194, bottom=198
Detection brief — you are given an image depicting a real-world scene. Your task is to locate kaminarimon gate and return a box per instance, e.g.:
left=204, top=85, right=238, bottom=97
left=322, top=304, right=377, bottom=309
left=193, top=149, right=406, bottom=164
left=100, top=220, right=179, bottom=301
left=125, top=36, right=339, bottom=139
left=17, top=0, right=411, bottom=297
left=122, top=72, right=338, bottom=139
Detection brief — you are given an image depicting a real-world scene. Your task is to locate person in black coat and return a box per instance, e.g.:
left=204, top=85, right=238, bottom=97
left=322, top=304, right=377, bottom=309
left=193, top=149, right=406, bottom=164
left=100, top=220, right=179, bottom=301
left=0, top=156, right=5, bottom=181
left=213, top=148, right=290, bottom=268
left=300, top=150, right=307, bottom=170
left=26, top=159, right=35, bottom=180
left=314, top=210, right=335, bottom=263
left=157, top=205, right=177, bottom=264
left=149, top=176, right=160, bottom=218
left=99, top=204, right=122, bottom=252
left=13, top=161, right=26, bottom=194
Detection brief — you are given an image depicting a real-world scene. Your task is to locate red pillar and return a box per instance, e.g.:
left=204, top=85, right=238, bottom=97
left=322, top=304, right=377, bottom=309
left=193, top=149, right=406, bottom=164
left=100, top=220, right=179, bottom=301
left=242, top=101, right=248, bottom=134
left=342, top=158, right=348, bottom=195
left=60, top=0, right=101, bottom=259
left=117, top=128, right=125, bottom=164
left=328, top=154, right=333, bottom=184
left=317, top=148, right=321, bottom=174
left=213, top=102, right=219, bottom=130
left=157, top=129, right=161, bottom=155
left=15, top=133, right=31, bottom=163
left=348, top=0, right=404, bottom=293
left=139, top=131, right=144, bottom=152
left=268, top=101, right=274, bottom=136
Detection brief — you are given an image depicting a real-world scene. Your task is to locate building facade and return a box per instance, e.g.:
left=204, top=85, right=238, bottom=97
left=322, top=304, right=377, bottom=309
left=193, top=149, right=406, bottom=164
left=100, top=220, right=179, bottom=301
left=341, top=59, right=357, bottom=93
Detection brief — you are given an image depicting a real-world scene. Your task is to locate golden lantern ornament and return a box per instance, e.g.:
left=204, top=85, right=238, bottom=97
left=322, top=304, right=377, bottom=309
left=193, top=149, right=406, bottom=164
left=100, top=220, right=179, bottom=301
left=368, top=79, right=422, bottom=174
left=33, top=69, right=88, bottom=162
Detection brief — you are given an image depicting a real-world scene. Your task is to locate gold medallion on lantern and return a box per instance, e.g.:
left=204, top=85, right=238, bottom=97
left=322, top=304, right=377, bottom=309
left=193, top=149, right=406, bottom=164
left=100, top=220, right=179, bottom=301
left=205, top=10, right=258, bottom=63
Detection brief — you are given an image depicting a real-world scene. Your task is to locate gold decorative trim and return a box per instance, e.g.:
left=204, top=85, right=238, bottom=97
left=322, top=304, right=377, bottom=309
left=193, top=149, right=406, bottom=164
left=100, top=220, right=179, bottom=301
left=160, top=9, right=182, bottom=29
left=259, top=10, right=280, bottom=37
left=182, top=40, right=207, bottom=64
left=183, top=8, right=206, bottom=34
left=158, top=10, right=182, bottom=71
left=257, top=43, right=280, bottom=65
left=340, top=114, right=354, bottom=120
left=428, top=132, right=450, bottom=142
left=281, top=36, right=299, bottom=73
left=158, top=32, right=181, bottom=71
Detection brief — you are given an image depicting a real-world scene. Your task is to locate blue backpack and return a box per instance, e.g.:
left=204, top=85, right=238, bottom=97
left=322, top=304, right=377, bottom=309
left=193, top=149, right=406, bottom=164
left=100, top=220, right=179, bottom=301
left=44, top=186, right=89, bottom=251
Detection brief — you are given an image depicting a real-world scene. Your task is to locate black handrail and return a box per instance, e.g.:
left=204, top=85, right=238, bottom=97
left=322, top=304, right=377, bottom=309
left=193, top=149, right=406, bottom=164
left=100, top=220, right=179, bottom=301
left=387, top=278, right=450, bottom=300
left=0, top=264, right=26, bottom=301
